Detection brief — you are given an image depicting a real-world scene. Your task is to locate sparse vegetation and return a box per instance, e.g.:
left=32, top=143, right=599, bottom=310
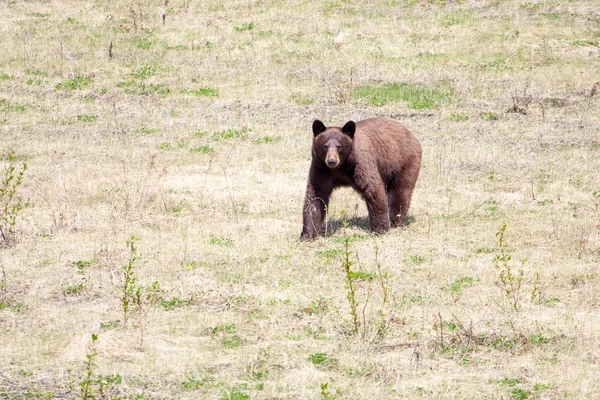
left=1, top=1, right=599, bottom=398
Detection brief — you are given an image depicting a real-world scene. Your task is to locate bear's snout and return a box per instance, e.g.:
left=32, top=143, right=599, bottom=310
left=326, top=150, right=340, bottom=168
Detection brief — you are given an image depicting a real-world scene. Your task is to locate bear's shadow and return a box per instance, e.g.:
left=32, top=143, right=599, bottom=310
left=323, top=215, right=415, bottom=236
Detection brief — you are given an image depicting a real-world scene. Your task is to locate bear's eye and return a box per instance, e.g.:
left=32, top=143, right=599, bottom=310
left=337, top=145, right=343, bottom=151
left=322, top=145, right=328, bottom=151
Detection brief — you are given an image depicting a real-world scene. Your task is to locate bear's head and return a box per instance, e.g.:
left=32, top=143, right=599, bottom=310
left=312, top=120, right=355, bottom=169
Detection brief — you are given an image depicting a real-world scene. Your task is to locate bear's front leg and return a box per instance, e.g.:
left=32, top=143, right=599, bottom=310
left=300, top=180, right=331, bottom=239
left=362, top=182, right=390, bottom=234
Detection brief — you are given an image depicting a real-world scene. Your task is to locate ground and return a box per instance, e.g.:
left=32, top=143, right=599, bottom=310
left=0, top=0, right=599, bottom=399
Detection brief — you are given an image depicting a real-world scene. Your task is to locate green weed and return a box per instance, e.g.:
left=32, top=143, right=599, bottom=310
left=77, top=114, right=98, bottom=122
left=528, top=333, right=549, bottom=344
left=493, top=225, right=524, bottom=312
left=190, top=145, right=215, bottom=154
left=449, top=113, right=468, bottom=121
left=442, top=277, right=475, bottom=293
left=79, top=334, right=98, bottom=400
left=0, top=162, right=27, bottom=247
left=405, top=254, right=425, bottom=264
left=308, top=353, right=329, bottom=365
left=511, top=388, right=531, bottom=400
left=341, top=231, right=360, bottom=334
left=252, top=136, right=279, bottom=144
left=0, top=99, right=27, bottom=112
left=161, top=298, right=189, bottom=309
left=189, top=87, right=218, bottom=97
left=208, top=236, right=233, bottom=246
left=480, top=112, right=498, bottom=121
left=213, top=128, right=248, bottom=140
left=121, top=236, right=138, bottom=325
left=235, top=22, right=255, bottom=32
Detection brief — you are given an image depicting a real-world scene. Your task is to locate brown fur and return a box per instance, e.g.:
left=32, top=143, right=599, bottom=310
left=300, top=118, right=422, bottom=239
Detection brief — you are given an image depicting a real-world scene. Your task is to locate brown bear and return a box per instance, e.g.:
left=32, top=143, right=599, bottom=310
left=300, top=118, right=422, bottom=239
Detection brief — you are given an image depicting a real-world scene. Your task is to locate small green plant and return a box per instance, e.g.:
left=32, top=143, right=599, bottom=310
left=79, top=333, right=98, bottom=400
left=442, top=277, right=475, bottom=293
left=208, top=236, right=233, bottom=246
left=449, top=113, right=468, bottom=121
left=493, top=224, right=524, bottom=312
left=252, top=136, right=279, bottom=144
left=212, top=128, right=248, bottom=140
left=0, top=99, right=27, bottom=112
left=405, top=254, right=425, bottom=264
left=510, top=388, right=531, bottom=400
left=235, top=21, right=255, bottom=32
left=480, top=112, right=497, bottom=121
left=341, top=230, right=360, bottom=334
left=121, top=236, right=138, bottom=325
left=131, top=65, right=156, bottom=79
left=190, top=145, right=215, bottom=154
left=77, top=114, right=98, bottom=122
left=492, top=337, right=517, bottom=349
left=308, top=353, right=329, bottom=365
left=189, top=87, right=218, bottom=97
left=56, top=76, right=92, bottom=90
left=528, top=333, right=549, bottom=344
left=320, top=382, right=341, bottom=400
left=0, top=162, right=27, bottom=247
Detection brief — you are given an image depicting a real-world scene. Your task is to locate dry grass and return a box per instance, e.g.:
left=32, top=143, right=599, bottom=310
left=1, top=0, right=600, bottom=398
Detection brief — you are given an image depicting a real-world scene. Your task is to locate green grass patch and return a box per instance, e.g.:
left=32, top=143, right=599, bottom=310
left=190, top=145, right=215, bottom=154
left=208, top=236, right=233, bottom=246
left=77, top=114, right=98, bottom=122
left=252, top=136, right=280, bottom=144
left=131, top=65, right=156, bottom=79
left=213, top=128, right=248, bottom=140
left=480, top=112, right=498, bottom=121
left=235, top=22, right=255, bottom=32
left=308, top=353, right=329, bottom=365
left=349, top=270, right=377, bottom=281
left=442, top=277, right=475, bottom=292
left=0, top=99, right=27, bottom=112
left=56, top=76, right=92, bottom=90
left=161, top=298, right=189, bottom=309
left=118, top=80, right=171, bottom=95
left=212, top=323, right=237, bottom=334
left=188, top=87, right=218, bottom=97
left=352, top=82, right=452, bottom=109
left=449, top=113, right=468, bottom=122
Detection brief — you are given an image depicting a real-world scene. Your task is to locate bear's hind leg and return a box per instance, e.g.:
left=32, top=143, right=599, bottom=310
left=388, top=163, right=420, bottom=226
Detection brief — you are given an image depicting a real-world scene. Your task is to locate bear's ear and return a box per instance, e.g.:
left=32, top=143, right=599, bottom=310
left=342, top=121, right=356, bottom=138
left=312, top=120, right=327, bottom=136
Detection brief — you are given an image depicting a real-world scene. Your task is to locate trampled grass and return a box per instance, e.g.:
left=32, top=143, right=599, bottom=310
left=1, top=0, right=600, bottom=399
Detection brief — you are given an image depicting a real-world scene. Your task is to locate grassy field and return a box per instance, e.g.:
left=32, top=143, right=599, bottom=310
left=1, top=0, right=599, bottom=398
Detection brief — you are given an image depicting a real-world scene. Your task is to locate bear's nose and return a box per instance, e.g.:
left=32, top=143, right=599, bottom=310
left=327, top=158, right=337, bottom=167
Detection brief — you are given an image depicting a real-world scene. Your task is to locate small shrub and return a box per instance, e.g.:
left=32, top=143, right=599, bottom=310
left=493, top=225, right=524, bottom=312
left=0, top=162, right=27, bottom=247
